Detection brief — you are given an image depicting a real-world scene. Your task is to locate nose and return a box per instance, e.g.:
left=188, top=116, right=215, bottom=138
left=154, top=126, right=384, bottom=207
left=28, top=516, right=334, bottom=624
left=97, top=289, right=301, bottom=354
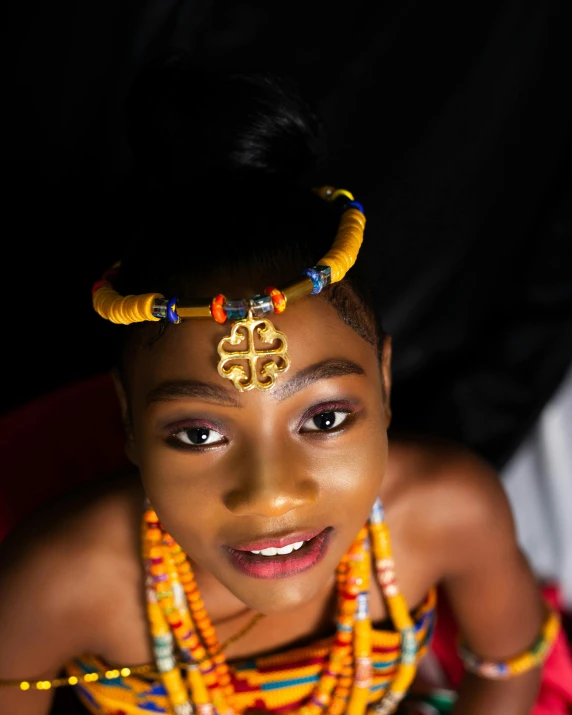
left=223, top=441, right=317, bottom=518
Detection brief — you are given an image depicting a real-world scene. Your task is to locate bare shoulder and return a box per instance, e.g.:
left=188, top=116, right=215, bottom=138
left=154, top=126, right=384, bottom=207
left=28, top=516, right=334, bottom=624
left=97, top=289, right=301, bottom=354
left=0, top=469, right=145, bottom=682
left=384, top=433, right=518, bottom=576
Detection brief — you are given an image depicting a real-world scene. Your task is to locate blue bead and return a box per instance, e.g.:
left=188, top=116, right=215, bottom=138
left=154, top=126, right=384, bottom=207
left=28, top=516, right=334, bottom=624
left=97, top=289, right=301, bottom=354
left=249, top=294, right=273, bottom=317
left=225, top=299, right=248, bottom=320
left=167, top=297, right=181, bottom=324
left=369, top=498, right=385, bottom=524
left=345, top=200, right=365, bottom=213
left=315, top=264, right=332, bottom=288
left=302, top=268, right=324, bottom=295
left=356, top=592, right=369, bottom=620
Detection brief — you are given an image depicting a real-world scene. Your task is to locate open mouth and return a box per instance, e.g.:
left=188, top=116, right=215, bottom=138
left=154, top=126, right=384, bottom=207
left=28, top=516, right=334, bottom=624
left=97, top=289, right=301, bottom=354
left=224, top=528, right=333, bottom=579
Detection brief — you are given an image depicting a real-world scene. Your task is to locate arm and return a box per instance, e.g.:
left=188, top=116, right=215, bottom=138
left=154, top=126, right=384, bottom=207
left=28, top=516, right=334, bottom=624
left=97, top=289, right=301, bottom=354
left=0, top=517, right=97, bottom=715
left=430, top=450, right=547, bottom=714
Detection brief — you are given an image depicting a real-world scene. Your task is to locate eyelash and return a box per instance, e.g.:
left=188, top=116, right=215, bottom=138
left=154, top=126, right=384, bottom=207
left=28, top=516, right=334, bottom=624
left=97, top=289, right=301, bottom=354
left=166, top=401, right=360, bottom=451
left=297, top=401, right=358, bottom=434
left=166, top=421, right=227, bottom=452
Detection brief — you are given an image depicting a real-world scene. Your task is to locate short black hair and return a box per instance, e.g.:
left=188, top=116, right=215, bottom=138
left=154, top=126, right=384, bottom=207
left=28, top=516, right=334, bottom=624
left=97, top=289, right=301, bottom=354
left=107, top=51, right=384, bottom=365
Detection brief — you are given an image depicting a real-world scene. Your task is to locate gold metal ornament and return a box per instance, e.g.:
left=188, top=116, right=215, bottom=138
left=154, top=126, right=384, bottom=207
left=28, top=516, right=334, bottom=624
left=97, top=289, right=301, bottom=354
left=217, top=312, right=290, bottom=391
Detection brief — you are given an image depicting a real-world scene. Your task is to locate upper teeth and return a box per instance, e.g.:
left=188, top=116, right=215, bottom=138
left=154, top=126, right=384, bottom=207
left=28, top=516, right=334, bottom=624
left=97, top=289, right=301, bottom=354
left=250, top=541, right=304, bottom=556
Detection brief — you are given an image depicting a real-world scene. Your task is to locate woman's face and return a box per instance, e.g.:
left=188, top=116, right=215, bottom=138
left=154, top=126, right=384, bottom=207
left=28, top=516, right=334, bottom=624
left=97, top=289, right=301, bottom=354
left=123, top=295, right=391, bottom=614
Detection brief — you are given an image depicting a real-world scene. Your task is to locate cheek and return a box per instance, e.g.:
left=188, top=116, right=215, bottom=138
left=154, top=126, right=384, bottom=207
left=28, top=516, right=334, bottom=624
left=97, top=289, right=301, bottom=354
left=134, top=437, right=221, bottom=548
left=310, top=427, right=387, bottom=511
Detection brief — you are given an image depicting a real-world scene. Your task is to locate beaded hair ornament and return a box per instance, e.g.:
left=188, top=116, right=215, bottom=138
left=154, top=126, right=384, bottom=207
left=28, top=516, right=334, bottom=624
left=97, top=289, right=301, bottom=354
left=92, top=186, right=365, bottom=392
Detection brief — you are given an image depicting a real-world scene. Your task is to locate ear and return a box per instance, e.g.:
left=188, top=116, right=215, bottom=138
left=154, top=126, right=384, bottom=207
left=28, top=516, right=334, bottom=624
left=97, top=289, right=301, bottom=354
left=110, top=368, right=139, bottom=466
left=380, top=335, right=392, bottom=428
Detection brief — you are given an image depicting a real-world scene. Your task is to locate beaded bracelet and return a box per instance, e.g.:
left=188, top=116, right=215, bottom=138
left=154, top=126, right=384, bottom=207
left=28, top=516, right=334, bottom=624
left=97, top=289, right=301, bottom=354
left=92, top=187, right=366, bottom=392
left=458, top=607, right=561, bottom=679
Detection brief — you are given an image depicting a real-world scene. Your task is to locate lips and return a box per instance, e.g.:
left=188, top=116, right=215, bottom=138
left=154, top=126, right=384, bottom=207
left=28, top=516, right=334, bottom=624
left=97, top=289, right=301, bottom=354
left=223, top=527, right=333, bottom=579
left=230, top=528, right=324, bottom=553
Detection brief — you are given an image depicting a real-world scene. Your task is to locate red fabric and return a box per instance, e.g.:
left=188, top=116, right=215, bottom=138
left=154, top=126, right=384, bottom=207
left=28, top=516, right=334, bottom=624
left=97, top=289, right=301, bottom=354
left=0, top=372, right=129, bottom=542
left=2, top=373, right=572, bottom=712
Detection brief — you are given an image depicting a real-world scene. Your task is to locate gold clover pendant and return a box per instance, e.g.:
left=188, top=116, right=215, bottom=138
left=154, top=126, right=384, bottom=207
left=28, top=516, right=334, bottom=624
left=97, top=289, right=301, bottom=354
left=217, top=313, right=290, bottom=392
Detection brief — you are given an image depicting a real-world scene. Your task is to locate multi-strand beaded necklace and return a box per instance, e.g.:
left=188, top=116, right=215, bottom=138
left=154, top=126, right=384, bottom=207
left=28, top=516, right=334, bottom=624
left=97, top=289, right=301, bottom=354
left=143, top=498, right=419, bottom=715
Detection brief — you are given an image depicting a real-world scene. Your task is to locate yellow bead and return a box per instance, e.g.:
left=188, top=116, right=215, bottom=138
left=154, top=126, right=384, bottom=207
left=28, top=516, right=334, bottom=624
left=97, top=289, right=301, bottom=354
left=187, top=668, right=211, bottom=705
left=391, top=663, right=416, bottom=692
left=329, top=189, right=355, bottom=202
left=20, top=681, right=30, bottom=691
left=67, top=676, right=78, bottom=685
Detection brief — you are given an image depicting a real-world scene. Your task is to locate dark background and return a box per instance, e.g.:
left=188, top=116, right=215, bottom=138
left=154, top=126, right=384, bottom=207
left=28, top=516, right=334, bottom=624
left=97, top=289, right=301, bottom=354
left=3, top=0, right=572, bottom=470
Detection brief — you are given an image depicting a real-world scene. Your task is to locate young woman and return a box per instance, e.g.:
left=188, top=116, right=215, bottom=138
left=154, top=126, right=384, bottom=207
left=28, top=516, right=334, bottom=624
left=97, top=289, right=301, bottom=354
left=0, top=53, right=569, bottom=715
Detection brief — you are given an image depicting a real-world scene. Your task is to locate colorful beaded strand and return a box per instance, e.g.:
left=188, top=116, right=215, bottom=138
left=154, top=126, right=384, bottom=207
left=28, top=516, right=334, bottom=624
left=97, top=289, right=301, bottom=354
left=163, top=533, right=235, bottom=714
left=161, top=541, right=222, bottom=715
left=143, top=508, right=194, bottom=714
left=167, top=537, right=234, bottom=695
left=459, top=607, right=561, bottom=678
left=145, top=507, right=234, bottom=715
left=368, top=499, right=418, bottom=715
left=296, top=531, right=368, bottom=715
left=327, top=554, right=356, bottom=715
left=145, top=506, right=230, bottom=715
left=347, top=533, right=373, bottom=715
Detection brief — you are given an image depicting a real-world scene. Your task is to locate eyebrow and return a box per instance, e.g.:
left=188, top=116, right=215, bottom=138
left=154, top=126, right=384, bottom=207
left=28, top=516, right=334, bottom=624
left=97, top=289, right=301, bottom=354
left=273, top=358, right=366, bottom=401
left=146, top=380, right=241, bottom=408
left=145, top=359, right=366, bottom=408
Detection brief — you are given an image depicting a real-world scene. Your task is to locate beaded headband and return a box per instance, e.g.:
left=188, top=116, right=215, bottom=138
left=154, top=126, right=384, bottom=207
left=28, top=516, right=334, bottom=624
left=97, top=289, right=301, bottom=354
left=92, top=186, right=365, bottom=392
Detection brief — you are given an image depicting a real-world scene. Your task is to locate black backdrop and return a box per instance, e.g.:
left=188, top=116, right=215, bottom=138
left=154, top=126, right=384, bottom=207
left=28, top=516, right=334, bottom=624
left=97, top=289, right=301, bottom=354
left=3, top=0, right=572, bottom=470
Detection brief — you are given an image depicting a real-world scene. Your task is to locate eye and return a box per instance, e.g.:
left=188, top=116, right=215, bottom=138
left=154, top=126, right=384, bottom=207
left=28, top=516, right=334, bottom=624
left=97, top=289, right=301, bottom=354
left=171, top=426, right=226, bottom=447
left=301, top=411, right=350, bottom=432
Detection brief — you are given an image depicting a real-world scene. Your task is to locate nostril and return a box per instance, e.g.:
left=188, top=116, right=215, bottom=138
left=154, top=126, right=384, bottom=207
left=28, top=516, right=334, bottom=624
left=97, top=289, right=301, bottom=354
left=223, top=481, right=316, bottom=517
left=223, top=490, right=300, bottom=517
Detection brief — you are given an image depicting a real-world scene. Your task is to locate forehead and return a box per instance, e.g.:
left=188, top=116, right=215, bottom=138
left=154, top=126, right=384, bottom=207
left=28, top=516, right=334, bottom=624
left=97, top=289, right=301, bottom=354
left=126, top=296, right=380, bottom=406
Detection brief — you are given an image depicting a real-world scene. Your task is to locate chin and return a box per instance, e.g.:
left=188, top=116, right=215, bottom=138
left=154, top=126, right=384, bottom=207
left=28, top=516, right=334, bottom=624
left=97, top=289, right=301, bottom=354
left=215, top=531, right=341, bottom=615
left=227, top=569, right=335, bottom=616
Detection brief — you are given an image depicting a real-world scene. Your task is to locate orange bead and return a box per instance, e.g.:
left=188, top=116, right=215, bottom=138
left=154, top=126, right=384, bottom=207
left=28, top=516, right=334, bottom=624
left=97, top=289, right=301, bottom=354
left=210, top=294, right=227, bottom=324
left=265, top=286, right=287, bottom=314
left=147, top=528, right=162, bottom=542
